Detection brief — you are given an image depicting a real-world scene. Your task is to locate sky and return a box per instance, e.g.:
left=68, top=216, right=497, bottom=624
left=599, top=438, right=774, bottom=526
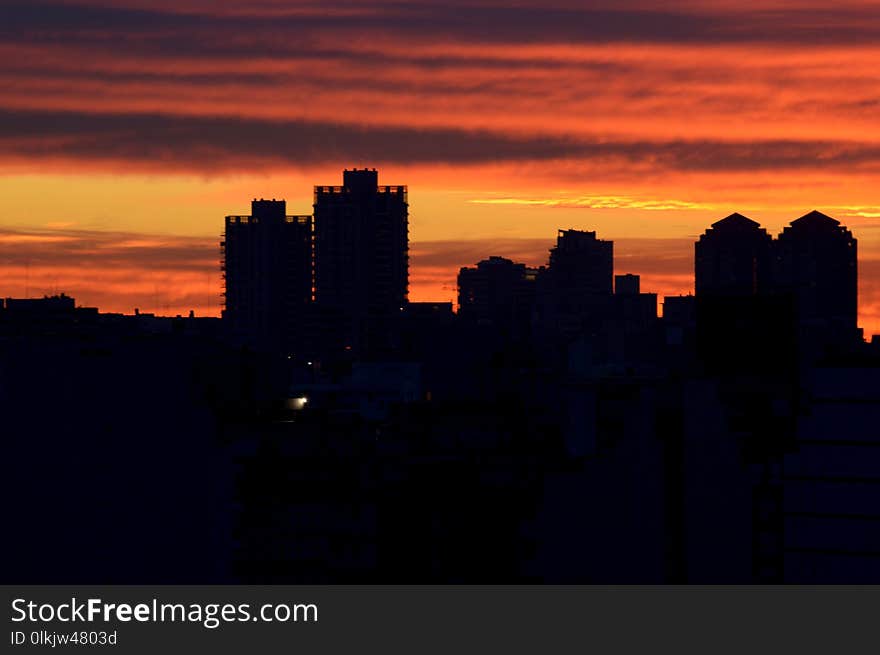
left=1, top=0, right=879, bottom=335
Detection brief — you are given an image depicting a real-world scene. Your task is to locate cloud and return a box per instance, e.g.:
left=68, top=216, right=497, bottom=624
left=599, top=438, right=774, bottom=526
left=837, top=207, right=880, bottom=219
left=469, top=195, right=717, bottom=211
left=2, top=0, right=880, bottom=184
left=3, top=107, right=880, bottom=175
left=0, top=226, right=216, bottom=271
left=6, top=1, right=880, bottom=48
left=0, top=108, right=589, bottom=171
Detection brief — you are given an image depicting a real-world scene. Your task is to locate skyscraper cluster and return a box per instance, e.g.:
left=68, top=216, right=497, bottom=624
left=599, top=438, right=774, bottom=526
left=458, top=228, right=620, bottom=338
left=222, top=170, right=862, bottom=372
left=696, top=210, right=859, bottom=355
left=222, top=169, right=408, bottom=356
left=457, top=228, right=657, bottom=364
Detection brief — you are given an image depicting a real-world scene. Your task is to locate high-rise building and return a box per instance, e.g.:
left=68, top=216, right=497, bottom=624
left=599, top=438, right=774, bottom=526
left=458, top=256, right=538, bottom=333
left=606, top=273, right=659, bottom=365
left=313, top=169, right=408, bottom=353
left=615, top=274, right=641, bottom=296
left=695, top=213, right=773, bottom=297
left=536, top=229, right=613, bottom=337
left=222, top=199, right=313, bottom=350
left=694, top=213, right=796, bottom=374
left=547, top=229, right=613, bottom=296
left=610, top=274, right=656, bottom=330
left=775, top=210, right=858, bottom=339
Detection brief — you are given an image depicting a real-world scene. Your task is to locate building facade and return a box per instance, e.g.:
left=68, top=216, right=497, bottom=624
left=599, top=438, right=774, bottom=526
left=536, top=229, right=613, bottom=339
left=313, top=169, right=409, bottom=354
left=458, top=256, right=538, bottom=334
left=695, top=213, right=774, bottom=297
left=222, top=199, right=313, bottom=351
left=775, top=210, right=858, bottom=347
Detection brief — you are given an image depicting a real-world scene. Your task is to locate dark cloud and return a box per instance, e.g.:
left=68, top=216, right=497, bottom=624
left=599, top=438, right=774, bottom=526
left=4, top=0, right=880, bottom=52
left=0, top=227, right=216, bottom=271
left=2, top=1, right=879, bottom=177
left=0, top=55, right=635, bottom=89
left=2, top=107, right=880, bottom=174
left=0, top=108, right=586, bottom=169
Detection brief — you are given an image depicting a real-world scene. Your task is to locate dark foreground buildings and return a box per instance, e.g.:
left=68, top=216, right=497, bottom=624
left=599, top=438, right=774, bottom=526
left=3, top=184, right=879, bottom=584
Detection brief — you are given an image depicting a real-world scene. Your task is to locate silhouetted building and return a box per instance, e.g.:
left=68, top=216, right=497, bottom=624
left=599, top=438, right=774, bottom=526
left=547, top=229, right=613, bottom=296
left=695, top=293, right=796, bottom=376
left=694, top=213, right=794, bottom=374
left=783, top=366, right=880, bottom=582
left=663, top=295, right=696, bottom=326
left=1, top=297, right=237, bottom=583
left=537, top=229, right=613, bottom=338
left=313, top=169, right=408, bottom=354
left=4, top=293, right=75, bottom=314
left=609, top=289, right=658, bottom=337
left=662, top=295, right=697, bottom=350
left=775, top=210, right=859, bottom=349
left=405, top=302, right=454, bottom=319
left=222, top=199, right=313, bottom=351
left=458, top=256, right=538, bottom=335
left=574, top=273, right=658, bottom=367
left=695, top=213, right=773, bottom=297
left=615, top=273, right=640, bottom=296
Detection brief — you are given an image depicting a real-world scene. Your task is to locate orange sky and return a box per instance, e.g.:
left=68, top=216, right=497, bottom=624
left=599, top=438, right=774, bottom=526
left=1, top=1, right=879, bottom=335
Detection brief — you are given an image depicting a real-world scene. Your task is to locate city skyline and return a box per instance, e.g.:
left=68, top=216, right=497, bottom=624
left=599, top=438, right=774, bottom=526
left=2, top=181, right=875, bottom=339
left=1, top=1, right=880, bottom=333
left=6, top=165, right=877, bottom=584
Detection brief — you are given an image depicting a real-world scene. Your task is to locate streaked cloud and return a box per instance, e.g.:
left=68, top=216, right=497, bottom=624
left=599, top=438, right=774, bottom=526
left=4, top=108, right=880, bottom=177
left=837, top=207, right=880, bottom=219
left=7, top=2, right=880, bottom=47
left=469, top=195, right=716, bottom=211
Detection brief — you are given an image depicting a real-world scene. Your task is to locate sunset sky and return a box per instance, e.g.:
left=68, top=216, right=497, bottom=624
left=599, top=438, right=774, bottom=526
left=1, top=0, right=879, bottom=335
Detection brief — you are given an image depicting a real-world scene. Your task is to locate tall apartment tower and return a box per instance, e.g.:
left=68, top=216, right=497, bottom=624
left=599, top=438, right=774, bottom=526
left=695, top=213, right=773, bottom=297
left=775, top=210, right=858, bottom=343
left=694, top=213, right=793, bottom=375
left=222, top=199, right=313, bottom=350
left=536, top=229, right=613, bottom=337
left=313, top=169, right=408, bottom=353
left=547, top=229, right=614, bottom=296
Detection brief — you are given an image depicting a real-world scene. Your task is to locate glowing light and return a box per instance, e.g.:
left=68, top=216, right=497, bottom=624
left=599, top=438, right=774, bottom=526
left=287, top=396, right=309, bottom=411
